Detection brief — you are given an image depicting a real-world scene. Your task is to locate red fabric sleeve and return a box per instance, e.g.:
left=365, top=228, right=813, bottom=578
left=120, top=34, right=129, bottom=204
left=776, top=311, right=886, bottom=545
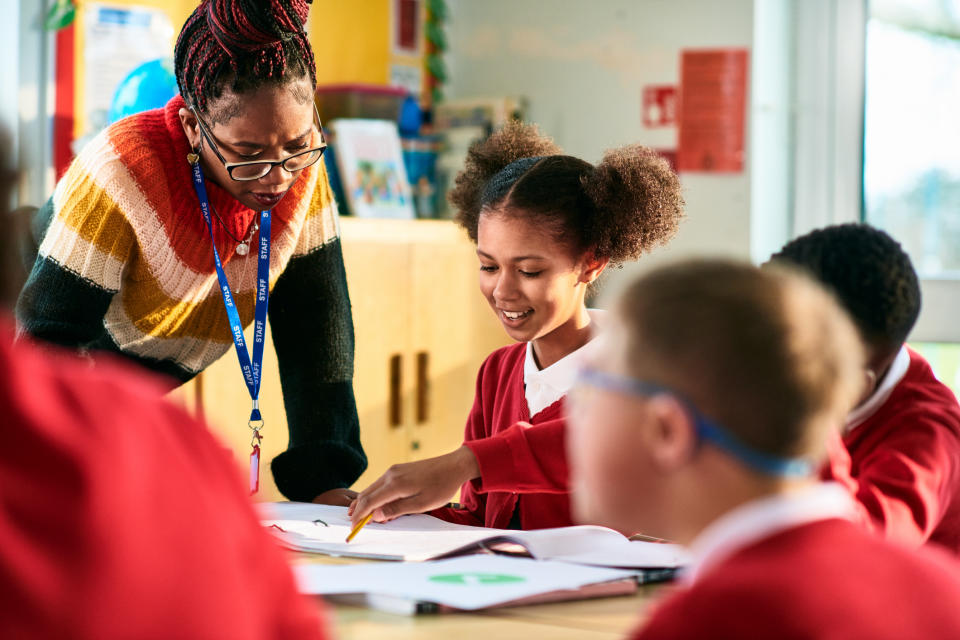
left=466, top=418, right=570, bottom=494
left=844, top=418, right=960, bottom=545
left=429, top=501, right=487, bottom=527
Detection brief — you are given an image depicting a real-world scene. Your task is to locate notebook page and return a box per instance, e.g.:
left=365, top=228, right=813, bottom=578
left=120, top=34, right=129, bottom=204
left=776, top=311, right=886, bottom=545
left=554, top=538, right=690, bottom=568
left=259, top=502, right=498, bottom=561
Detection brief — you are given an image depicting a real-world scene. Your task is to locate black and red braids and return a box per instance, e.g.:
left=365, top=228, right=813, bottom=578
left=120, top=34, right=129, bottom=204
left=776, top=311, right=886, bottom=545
left=174, top=0, right=316, bottom=116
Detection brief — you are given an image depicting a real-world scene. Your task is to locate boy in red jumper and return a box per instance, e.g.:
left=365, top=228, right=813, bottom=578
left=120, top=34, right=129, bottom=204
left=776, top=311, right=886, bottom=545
left=568, top=259, right=960, bottom=639
left=770, top=224, right=960, bottom=553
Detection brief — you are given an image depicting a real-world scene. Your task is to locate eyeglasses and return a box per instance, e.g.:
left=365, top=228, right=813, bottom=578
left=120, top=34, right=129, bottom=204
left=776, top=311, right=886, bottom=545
left=190, top=103, right=327, bottom=181
left=574, top=368, right=814, bottom=477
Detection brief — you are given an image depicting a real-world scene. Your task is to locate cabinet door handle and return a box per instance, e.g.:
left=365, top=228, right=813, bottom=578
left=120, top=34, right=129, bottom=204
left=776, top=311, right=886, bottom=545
left=389, top=354, right=402, bottom=427
left=416, top=351, right=429, bottom=424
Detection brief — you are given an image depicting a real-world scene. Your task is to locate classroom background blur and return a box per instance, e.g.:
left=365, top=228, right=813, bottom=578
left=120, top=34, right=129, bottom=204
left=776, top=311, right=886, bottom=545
left=3, top=0, right=958, bottom=499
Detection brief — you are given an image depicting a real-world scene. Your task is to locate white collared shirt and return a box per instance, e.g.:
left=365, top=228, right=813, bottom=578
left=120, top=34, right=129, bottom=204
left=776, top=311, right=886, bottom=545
left=845, top=345, right=911, bottom=434
left=523, top=309, right=604, bottom=418
left=683, top=482, right=856, bottom=585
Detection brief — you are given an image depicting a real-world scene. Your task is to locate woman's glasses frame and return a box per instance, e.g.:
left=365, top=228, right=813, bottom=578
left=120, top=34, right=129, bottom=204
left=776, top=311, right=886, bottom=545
left=190, top=103, right=327, bottom=182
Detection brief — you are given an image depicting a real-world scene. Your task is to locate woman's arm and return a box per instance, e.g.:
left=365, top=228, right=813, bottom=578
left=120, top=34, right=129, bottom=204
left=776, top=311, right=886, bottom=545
left=268, top=236, right=367, bottom=502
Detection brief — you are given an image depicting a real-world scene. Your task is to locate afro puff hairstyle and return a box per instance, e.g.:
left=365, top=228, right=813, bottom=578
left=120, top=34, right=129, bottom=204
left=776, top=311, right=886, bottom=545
left=769, top=223, right=921, bottom=355
left=447, top=121, right=684, bottom=264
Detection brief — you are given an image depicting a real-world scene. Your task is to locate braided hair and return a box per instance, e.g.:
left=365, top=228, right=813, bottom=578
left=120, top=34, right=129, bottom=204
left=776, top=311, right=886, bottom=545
left=448, top=121, right=685, bottom=264
left=174, top=0, right=316, bottom=122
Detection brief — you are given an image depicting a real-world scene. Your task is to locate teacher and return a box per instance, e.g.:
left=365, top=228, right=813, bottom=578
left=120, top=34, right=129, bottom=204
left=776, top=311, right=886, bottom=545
left=16, top=0, right=366, bottom=503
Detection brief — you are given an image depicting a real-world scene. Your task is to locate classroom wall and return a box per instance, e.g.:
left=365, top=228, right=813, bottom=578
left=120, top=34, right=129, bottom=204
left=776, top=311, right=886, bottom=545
left=444, top=0, right=756, bottom=262
left=71, top=0, right=195, bottom=139
left=69, top=1, right=420, bottom=138
left=310, top=0, right=392, bottom=85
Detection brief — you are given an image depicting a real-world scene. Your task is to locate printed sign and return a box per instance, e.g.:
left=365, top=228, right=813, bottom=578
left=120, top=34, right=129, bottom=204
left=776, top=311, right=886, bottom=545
left=642, top=85, right=678, bottom=128
left=677, top=49, right=749, bottom=173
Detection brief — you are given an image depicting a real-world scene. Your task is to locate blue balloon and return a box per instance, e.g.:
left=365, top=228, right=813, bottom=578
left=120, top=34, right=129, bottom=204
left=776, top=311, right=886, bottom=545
left=108, top=58, right=178, bottom=124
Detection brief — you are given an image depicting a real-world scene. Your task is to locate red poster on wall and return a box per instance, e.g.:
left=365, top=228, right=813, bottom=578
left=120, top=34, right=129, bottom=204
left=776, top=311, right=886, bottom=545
left=677, top=49, right=749, bottom=173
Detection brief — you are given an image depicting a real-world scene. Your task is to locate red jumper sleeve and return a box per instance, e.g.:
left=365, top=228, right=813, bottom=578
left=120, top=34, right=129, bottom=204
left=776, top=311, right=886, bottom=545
left=466, top=418, right=569, bottom=494
left=836, top=417, right=960, bottom=546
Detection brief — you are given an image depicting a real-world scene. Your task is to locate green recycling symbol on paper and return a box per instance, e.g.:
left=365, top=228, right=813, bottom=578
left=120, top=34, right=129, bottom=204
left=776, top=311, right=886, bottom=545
left=428, top=572, right=526, bottom=586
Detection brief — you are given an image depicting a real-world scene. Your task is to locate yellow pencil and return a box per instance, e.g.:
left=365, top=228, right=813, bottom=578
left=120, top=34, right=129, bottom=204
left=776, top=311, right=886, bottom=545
left=345, top=513, right=373, bottom=543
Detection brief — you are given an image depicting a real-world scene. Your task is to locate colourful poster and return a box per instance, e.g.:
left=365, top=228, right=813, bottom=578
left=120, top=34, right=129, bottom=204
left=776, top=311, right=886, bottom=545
left=331, top=119, right=415, bottom=219
left=677, top=49, right=749, bottom=173
left=82, top=4, right=174, bottom=137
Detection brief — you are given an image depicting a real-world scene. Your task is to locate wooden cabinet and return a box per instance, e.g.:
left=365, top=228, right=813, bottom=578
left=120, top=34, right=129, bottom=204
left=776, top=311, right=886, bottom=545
left=341, top=218, right=509, bottom=489
left=168, top=218, right=509, bottom=501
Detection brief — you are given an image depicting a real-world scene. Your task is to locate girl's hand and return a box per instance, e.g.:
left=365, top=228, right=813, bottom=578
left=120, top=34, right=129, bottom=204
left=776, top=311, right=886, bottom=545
left=348, top=446, right=480, bottom=526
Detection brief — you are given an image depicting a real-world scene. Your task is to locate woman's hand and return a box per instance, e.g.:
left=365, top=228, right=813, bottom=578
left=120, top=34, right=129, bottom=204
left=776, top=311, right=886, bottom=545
left=312, top=488, right=359, bottom=506
left=348, top=446, right=480, bottom=526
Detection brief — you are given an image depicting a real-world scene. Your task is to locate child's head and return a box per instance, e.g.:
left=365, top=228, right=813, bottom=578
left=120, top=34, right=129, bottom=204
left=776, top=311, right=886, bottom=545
left=567, top=259, right=865, bottom=540
left=448, top=121, right=684, bottom=349
left=768, top=224, right=920, bottom=378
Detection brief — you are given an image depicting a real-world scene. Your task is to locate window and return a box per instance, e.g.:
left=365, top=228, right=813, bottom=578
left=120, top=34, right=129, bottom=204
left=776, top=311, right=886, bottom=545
left=863, top=0, right=960, bottom=353
left=864, top=1, right=960, bottom=278
left=911, top=342, right=960, bottom=397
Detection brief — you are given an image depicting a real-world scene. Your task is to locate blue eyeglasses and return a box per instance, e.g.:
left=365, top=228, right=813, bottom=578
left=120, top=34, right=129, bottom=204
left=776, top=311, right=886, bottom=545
left=575, top=368, right=814, bottom=477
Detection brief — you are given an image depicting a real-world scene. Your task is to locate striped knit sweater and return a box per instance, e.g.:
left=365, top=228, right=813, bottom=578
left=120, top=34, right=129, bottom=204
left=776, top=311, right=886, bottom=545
left=16, top=95, right=366, bottom=501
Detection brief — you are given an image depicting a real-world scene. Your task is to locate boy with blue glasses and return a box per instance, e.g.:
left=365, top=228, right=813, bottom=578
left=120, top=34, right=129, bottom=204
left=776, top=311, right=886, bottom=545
left=568, top=259, right=960, bottom=638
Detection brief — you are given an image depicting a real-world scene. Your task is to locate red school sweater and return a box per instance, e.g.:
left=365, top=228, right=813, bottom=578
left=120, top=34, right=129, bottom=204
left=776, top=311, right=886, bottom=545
left=0, top=320, right=327, bottom=640
left=824, top=348, right=960, bottom=553
left=430, top=342, right=573, bottom=529
left=634, top=519, right=960, bottom=640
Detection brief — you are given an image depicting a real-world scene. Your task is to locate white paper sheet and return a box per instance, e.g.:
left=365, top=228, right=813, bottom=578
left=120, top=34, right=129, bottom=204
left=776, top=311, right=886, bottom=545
left=259, top=503, right=689, bottom=567
left=293, top=555, right=636, bottom=610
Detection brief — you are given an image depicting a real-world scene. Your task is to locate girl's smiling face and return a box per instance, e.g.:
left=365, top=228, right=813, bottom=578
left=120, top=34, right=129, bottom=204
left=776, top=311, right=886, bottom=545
left=476, top=209, right=607, bottom=365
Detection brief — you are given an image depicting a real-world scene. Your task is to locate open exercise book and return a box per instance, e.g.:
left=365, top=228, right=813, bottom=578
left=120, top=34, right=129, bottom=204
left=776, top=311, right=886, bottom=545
left=259, top=502, right=689, bottom=570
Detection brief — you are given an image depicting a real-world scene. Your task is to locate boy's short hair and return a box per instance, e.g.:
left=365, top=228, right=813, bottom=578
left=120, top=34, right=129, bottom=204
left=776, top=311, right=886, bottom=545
left=768, top=224, right=921, bottom=355
left=617, top=259, right=864, bottom=463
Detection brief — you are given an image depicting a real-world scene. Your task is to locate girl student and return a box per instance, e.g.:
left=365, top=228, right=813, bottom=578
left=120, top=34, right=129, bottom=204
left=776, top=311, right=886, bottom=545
left=351, top=121, right=684, bottom=530
left=16, top=0, right=365, bottom=503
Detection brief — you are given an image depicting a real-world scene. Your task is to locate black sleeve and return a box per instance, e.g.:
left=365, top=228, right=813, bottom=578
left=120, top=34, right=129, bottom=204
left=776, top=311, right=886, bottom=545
left=268, top=237, right=367, bottom=501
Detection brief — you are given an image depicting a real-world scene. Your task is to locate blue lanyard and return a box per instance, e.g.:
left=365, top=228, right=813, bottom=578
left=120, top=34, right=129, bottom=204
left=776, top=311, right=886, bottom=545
left=189, top=160, right=271, bottom=430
